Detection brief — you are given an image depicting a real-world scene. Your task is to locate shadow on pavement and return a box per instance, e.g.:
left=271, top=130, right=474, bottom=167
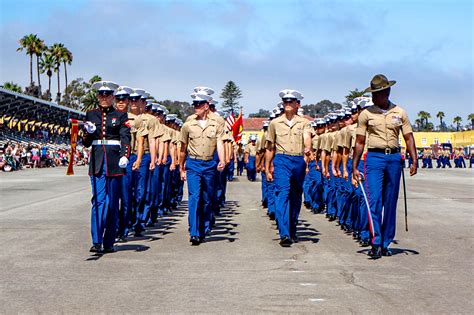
left=205, top=200, right=240, bottom=243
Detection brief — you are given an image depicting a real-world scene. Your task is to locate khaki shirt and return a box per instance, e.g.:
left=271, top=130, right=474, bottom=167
left=175, top=131, right=182, bottom=150
left=318, top=132, right=328, bottom=153
left=322, top=131, right=335, bottom=152
left=245, top=143, right=258, bottom=156
left=165, top=126, right=176, bottom=154
left=333, top=128, right=346, bottom=151
left=356, top=103, right=413, bottom=149
left=257, top=130, right=267, bottom=152
left=186, top=112, right=226, bottom=139
left=266, top=115, right=311, bottom=155
left=130, top=114, right=150, bottom=153
left=312, top=133, right=320, bottom=151
left=180, top=116, right=225, bottom=159
left=127, top=112, right=139, bottom=152
left=344, top=124, right=356, bottom=150
left=137, top=113, right=157, bottom=153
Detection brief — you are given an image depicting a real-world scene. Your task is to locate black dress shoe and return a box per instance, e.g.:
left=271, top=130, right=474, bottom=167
left=145, top=222, right=155, bottom=227
left=328, top=215, right=336, bottom=222
left=291, top=236, right=299, bottom=243
left=360, top=240, right=371, bottom=247
left=89, top=244, right=102, bottom=253
left=134, top=231, right=143, bottom=237
left=117, top=237, right=128, bottom=243
left=190, top=236, right=200, bottom=246
left=269, top=213, right=275, bottom=221
left=279, top=236, right=293, bottom=247
left=103, top=247, right=116, bottom=254
left=382, top=248, right=393, bottom=256
left=368, top=246, right=382, bottom=258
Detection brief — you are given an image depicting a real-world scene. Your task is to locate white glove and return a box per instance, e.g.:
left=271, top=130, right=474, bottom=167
left=84, top=121, right=96, bottom=134
left=118, top=156, right=129, bottom=168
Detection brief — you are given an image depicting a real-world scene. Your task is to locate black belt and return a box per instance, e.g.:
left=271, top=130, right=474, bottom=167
left=368, top=148, right=400, bottom=154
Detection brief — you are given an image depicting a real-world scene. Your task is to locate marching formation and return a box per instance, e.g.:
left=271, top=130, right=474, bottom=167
left=255, top=74, right=417, bottom=258
left=82, top=82, right=237, bottom=252
left=82, top=74, right=417, bottom=259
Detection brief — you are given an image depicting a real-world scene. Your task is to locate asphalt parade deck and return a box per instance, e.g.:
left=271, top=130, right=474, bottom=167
left=0, top=167, right=473, bottom=314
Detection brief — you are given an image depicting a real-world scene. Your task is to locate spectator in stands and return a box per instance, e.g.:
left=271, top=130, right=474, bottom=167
left=0, top=148, right=5, bottom=171
left=31, top=145, right=40, bottom=168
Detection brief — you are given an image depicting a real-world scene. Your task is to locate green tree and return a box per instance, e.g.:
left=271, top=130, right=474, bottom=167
left=220, top=81, right=242, bottom=115
left=33, top=37, right=46, bottom=94
left=468, top=113, right=474, bottom=130
left=417, top=111, right=431, bottom=129
left=436, top=111, right=445, bottom=130
left=302, top=100, right=343, bottom=117
left=159, top=100, right=194, bottom=120
left=61, top=78, right=88, bottom=110
left=39, top=52, right=55, bottom=100
left=344, top=88, right=367, bottom=103
left=49, top=43, right=65, bottom=102
left=81, top=75, right=102, bottom=111
left=453, top=116, right=462, bottom=131
left=414, top=118, right=422, bottom=131
left=3, top=82, right=22, bottom=93
left=61, top=46, right=73, bottom=98
left=249, top=109, right=271, bottom=118
left=17, top=34, right=39, bottom=87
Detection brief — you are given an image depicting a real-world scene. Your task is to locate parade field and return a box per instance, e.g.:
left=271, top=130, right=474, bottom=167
left=0, top=167, right=472, bottom=314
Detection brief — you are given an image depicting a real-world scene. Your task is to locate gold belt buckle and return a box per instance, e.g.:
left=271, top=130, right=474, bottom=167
left=385, top=148, right=391, bottom=155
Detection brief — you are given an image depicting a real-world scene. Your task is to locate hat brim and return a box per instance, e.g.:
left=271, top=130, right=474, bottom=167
left=364, top=80, right=396, bottom=93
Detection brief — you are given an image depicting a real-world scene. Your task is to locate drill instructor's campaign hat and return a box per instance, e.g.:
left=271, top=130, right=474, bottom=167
left=364, top=74, right=396, bottom=93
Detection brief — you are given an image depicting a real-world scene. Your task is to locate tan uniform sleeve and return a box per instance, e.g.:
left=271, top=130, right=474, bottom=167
left=356, top=110, right=369, bottom=136
left=180, top=124, right=189, bottom=146
left=401, top=109, right=413, bottom=135
left=267, top=121, right=276, bottom=144
left=216, top=120, right=225, bottom=140
left=135, top=118, right=148, bottom=137
left=161, top=126, right=172, bottom=143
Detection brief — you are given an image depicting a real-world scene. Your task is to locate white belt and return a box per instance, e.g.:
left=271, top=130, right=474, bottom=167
left=92, top=140, right=121, bottom=146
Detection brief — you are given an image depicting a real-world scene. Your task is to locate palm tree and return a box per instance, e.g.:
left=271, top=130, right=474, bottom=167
left=17, top=34, right=39, bottom=86
left=417, top=111, right=431, bottom=129
left=414, top=118, right=422, bottom=130
left=61, top=46, right=73, bottom=96
left=468, top=113, right=474, bottom=130
left=453, top=116, right=462, bottom=131
left=39, top=52, right=55, bottom=100
left=3, top=82, right=22, bottom=93
left=436, top=111, right=445, bottom=129
left=344, top=88, right=367, bottom=102
left=49, top=43, right=64, bottom=102
left=33, top=37, right=45, bottom=94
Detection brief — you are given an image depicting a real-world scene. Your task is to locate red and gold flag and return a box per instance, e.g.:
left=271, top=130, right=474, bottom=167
left=67, top=119, right=79, bottom=176
left=232, top=110, right=243, bottom=143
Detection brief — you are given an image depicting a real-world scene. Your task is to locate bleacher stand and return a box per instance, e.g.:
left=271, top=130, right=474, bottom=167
left=0, top=86, right=87, bottom=172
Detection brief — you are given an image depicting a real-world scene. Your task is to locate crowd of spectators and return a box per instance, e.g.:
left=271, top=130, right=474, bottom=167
left=0, top=141, right=89, bottom=172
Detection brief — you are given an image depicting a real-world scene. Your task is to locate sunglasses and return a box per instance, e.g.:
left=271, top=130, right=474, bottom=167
left=282, top=98, right=296, bottom=104
left=130, top=96, right=141, bottom=102
left=98, top=90, right=114, bottom=96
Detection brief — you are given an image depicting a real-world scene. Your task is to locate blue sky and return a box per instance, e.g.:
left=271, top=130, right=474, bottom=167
left=1, top=0, right=472, bottom=125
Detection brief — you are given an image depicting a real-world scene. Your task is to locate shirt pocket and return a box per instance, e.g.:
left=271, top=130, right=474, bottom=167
left=276, top=130, right=289, bottom=138
left=388, top=114, right=403, bottom=130
left=205, top=126, right=217, bottom=139
left=368, top=120, right=382, bottom=133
